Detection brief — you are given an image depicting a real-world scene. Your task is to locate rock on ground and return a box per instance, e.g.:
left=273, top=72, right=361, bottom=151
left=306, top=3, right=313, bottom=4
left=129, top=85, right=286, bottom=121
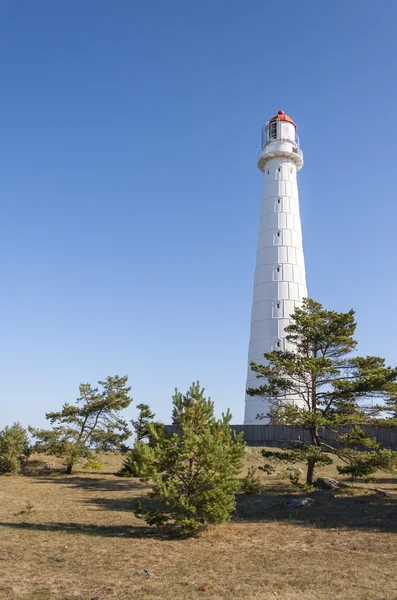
left=285, top=497, right=315, bottom=509
left=314, top=477, right=340, bottom=490
left=369, top=488, right=391, bottom=498
left=286, top=467, right=304, bottom=475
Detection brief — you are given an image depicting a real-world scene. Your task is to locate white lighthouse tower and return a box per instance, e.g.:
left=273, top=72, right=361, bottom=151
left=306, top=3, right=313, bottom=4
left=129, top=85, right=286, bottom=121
left=244, top=109, right=307, bottom=424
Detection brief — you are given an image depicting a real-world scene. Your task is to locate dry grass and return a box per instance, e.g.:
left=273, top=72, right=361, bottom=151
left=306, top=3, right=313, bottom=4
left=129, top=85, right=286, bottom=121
left=0, top=450, right=396, bottom=600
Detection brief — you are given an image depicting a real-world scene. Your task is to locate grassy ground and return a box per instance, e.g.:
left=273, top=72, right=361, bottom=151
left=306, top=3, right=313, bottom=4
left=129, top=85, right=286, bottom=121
left=0, top=450, right=396, bottom=600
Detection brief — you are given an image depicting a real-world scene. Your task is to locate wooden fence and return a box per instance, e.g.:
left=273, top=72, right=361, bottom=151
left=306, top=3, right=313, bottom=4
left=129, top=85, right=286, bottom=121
left=164, top=424, right=397, bottom=450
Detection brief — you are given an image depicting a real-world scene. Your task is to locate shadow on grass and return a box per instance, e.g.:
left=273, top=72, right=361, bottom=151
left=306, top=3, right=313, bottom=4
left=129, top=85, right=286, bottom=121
left=86, top=496, right=139, bottom=512
left=83, top=484, right=397, bottom=533
left=1, top=490, right=397, bottom=539
left=363, top=476, right=397, bottom=485
left=32, top=476, right=147, bottom=492
left=24, top=474, right=397, bottom=535
left=234, top=491, right=397, bottom=532
left=0, top=520, right=180, bottom=540
left=1, top=489, right=396, bottom=540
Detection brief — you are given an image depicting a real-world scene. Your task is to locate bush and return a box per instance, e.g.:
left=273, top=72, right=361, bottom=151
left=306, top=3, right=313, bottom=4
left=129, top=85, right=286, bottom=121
left=240, top=466, right=264, bottom=494
left=119, top=444, right=149, bottom=477
left=134, top=382, right=245, bottom=533
left=0, top=423, right=31, bottom=474
left=83, top=457, right=102, bottom=471
left=118, top=404, right=164, bottom=478
left=337, top=448, right=397, bottom=483
left=120, top=450, right=139, bottom=477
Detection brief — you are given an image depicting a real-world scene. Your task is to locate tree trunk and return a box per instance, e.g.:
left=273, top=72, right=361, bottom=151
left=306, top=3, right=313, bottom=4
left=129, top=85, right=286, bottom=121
left=306, top=460, right=315, bottom=486
left=66, top=463, right=73, bottom=474
left=306, top=422, right=321, bottom=485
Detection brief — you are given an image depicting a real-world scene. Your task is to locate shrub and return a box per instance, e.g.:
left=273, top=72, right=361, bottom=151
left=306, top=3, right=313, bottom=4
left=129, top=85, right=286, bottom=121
left=119, top=412, right=164, bottom=478
left=134, top=382, right=245, bottom=533
left=83, top=457, right=102, bottom=471
left=119, top=443, right=150, bottom=477
left=0, top=423, right=31, bottom=474
left=240, top=466, right=264, bottom=494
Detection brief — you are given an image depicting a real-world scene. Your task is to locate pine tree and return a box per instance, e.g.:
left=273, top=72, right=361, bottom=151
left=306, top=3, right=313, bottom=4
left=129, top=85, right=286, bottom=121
left=248, top=299, right=397, bottom=485
left=131, top=404, right=156, bottom=442
left=119, top=403, right=161, bottom=477
left=134, top=382, right=245, bottom=533
left=0, top=423, right=30, bottom=474
left=29, top=375, right=132, bottom=474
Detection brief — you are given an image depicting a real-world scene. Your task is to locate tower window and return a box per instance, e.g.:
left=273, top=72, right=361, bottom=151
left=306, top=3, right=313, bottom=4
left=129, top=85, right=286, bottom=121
left=277, top=232, right=280, bottom=237
left=277, top=303, right=280, bottom=308
left=277, top=198, right=281, bottom=204
left=290, top=168, right=293, bottom=173
left=277, top=341, right=281, bottom=347
left=269, top=121, right=277, bottom=140
left=267, top=170, right=270, bottom=175
left=278, top=167, right=281, bottom=172
left=277, top=267, right=280, bottom=272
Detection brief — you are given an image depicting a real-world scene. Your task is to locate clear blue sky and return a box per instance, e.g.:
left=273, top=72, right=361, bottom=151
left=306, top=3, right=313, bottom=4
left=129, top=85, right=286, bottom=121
left=1, top=0, right=396, bottom=428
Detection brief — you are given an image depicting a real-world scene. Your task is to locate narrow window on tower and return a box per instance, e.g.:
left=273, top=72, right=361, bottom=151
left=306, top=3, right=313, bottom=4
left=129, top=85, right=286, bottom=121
left=278, top=197, right=281, bottom=204
left=272, top=301, right=281, bottom=318
left=278, top=167, right=281, bottom=172
left=274, top=264, right=282, bottom=281
left=277, top=231, right=280, bottom=237
left=271, top=338, right=283, bottom=351
left=269, top=121, right=277, bottom=140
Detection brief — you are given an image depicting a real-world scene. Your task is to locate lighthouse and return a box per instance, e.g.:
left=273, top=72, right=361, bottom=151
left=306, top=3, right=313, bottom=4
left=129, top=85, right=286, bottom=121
left=244, top=110, right=308, bottom=424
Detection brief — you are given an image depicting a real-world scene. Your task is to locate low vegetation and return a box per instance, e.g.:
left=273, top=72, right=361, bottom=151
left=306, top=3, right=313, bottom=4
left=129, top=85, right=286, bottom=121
left=134, top=383, right=245, bottom=532
left=0, top=422, right=30, bottom=474
left=119, top=403, right=162, bottom=478
left=0, top=450, right=396, bottom=600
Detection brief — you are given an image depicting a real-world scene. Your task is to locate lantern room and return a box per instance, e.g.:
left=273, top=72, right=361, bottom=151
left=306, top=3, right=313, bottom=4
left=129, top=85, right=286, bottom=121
left=261, top=110, right=299, bottom=149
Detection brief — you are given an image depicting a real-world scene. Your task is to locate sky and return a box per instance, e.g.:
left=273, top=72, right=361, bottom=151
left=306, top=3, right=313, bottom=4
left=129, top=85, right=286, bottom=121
left=1, top=0, right=396, bottom=429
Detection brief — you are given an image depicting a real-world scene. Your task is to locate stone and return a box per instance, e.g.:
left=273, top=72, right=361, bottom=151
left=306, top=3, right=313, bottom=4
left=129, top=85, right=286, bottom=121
left=286, top=467, right=304, bottom=475
left=314, top=477, right=340, bottom=490
left=369, top=488, right=391, bottom=498
left=285, top=497, right=314, bottom=509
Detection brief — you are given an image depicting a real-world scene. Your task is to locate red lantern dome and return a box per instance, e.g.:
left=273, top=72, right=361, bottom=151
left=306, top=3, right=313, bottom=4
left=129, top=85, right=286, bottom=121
left=269, top=109, right=295, bottom=127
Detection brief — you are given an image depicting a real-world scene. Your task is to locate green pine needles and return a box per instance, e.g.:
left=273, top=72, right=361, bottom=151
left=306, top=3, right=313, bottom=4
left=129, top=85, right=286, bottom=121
left=134, top=382, right=245, bottom=533
left=248, top=298, right=397, bottom=485
left=119, top=403, right=162, bottom=477
left=0, top=423, right=30, bottom=474
left=29, top=375, right=133, bottom=474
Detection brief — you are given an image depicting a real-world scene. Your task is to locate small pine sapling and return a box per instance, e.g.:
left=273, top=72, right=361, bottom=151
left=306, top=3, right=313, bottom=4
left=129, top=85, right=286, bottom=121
left=240, top=466, right=264, bottom=494
left=134, top=382, right=245, bottom=533
left=119, top=404, right=162, bottom=477
left=0, top=423, right=31, bottom=474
